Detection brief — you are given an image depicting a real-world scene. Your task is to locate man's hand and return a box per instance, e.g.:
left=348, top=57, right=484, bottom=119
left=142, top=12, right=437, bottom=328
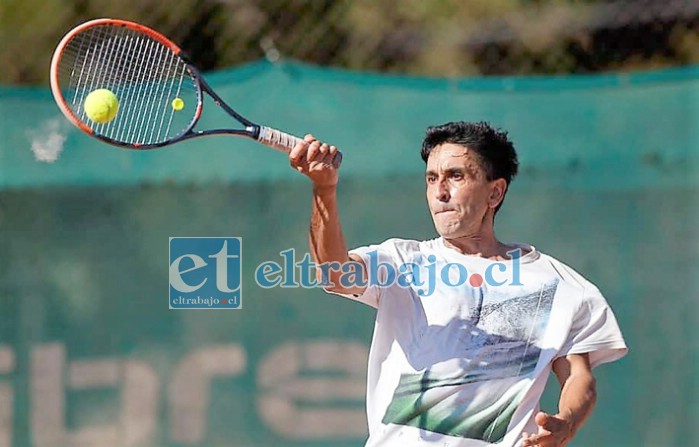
left=521, top=411, right=574, bottom=447
left=289, top=134, right=342, bottom=189
left=522, top=354, right=597, bottom=447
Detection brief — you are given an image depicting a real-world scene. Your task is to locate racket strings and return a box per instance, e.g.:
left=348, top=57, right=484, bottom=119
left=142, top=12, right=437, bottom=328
left=57, top=24, right=199, bottom=146
left=109, top=30, right=141, bottom=142
left=119, top=33, right=153, bottom=143
left=149, top=42, right=173, bottom=143
left=131, top=36, right=159, bottom=143
left=89, top=28, right=122, bottom=135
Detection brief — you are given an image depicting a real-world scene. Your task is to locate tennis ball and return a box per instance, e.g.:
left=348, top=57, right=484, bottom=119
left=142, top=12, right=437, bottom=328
left=84, top=89, right=119, bottom=124
left=172, top=97, right=185, bottom=111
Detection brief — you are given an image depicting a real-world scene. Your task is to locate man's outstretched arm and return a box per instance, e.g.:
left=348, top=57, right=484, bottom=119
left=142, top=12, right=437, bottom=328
left=289, top=134, right=366, bottom=296
left=522, top=353, right=597, bottom=447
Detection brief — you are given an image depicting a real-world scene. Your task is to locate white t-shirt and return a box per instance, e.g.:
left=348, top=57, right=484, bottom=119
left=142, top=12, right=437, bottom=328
left=330, top=237, right=627, bottom=447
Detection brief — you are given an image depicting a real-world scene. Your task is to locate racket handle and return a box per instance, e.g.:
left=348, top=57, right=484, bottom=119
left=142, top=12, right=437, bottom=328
left=257, top=126, right=304, bottom=153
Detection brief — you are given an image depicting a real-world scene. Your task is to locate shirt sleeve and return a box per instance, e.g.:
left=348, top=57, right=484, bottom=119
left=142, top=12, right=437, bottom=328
left=323, top=242, right=397, bottom=309
left=558, top=284, right=628, bottom=368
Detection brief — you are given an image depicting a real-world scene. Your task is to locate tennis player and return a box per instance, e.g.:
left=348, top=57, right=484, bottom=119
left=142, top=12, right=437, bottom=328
left=290, top=121, right=627, bottom=447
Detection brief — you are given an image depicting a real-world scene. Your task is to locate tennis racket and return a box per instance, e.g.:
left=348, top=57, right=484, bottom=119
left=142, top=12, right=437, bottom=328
left=50, top=18, right=302, bottom=152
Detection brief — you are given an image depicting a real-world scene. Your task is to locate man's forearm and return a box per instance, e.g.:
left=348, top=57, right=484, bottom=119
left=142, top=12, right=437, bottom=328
left=556, top=361, right=597, bottom=440
left=523, top=355, right=598, bottom=447
left=309, top=185, right=360, bottom=291
left=310, top=185, right=349, bottom=264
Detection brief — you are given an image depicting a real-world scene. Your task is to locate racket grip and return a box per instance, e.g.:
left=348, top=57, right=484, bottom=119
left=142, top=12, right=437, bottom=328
left=257, top=126, right=304, bottom=153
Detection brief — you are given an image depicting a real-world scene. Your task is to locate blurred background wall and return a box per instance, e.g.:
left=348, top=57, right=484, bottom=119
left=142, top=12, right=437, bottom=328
left=3, top=0, right=699, bottom=84
left=0, top=1, right=697, bottom=446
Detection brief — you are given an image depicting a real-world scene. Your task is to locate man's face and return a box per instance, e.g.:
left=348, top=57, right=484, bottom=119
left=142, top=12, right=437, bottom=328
left=425, top=143, right=501, bottom=239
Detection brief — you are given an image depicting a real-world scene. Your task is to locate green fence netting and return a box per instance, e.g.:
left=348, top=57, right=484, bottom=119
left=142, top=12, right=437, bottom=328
left=0, top=61, right=697, bottom=447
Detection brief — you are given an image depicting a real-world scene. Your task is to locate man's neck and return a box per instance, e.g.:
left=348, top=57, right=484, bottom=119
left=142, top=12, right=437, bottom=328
left=442, top=234, right=515, bottom=261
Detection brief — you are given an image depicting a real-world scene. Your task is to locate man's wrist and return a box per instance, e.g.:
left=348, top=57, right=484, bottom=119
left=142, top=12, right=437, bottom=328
left=556, top=410, right=577, bottom=441
left=312, top=183, right=338, bottom=195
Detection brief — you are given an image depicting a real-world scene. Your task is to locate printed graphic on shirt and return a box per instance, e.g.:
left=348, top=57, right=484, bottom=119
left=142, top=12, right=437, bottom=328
left=382, top=280, right=558, bottom=442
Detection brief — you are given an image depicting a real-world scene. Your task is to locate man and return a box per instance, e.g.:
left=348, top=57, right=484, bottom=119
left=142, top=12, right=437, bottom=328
left=289, top=121, right=627, bottom=447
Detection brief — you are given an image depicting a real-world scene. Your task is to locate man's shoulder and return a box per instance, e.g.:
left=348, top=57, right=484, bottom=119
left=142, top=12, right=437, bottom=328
left=533, top=250, right=597, bottom=291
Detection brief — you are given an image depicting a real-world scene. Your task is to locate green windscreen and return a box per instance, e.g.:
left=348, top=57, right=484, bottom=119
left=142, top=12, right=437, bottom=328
left=0, top=61, right=697, bottom=447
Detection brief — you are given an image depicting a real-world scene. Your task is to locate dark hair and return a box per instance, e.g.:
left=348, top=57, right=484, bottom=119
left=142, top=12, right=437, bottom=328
left=420, top=121, right=519, bottom=213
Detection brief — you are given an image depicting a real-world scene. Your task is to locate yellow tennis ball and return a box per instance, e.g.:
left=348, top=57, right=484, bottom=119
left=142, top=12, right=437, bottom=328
left=172, top=97, right=185, bottom=111
left=84, top=89, right=119, bottom=124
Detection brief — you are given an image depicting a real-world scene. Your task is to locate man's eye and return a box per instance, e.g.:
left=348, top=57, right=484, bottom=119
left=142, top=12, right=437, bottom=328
left=426, top=176, right=437, bottom=183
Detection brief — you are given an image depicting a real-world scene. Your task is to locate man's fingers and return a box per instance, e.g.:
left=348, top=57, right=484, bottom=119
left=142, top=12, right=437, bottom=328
left=536, top=412, right=567, bottom=433
left=290, top=134, right=320, bottom=168
left=330, top=146, right=342, bottom=168
left=535, top=412, right=556, bottom=431
left=521, top=412, right=570, bottom=446
left=310, top=146, right=340, bottom=169
left=288, top=135, right=341, bottom=187
left=306, top=140, right=323, bottom=162
left=289, top=139, right=309, bottom=165
left=522, top=431, right=553, bottom=446
left=520, top=432, right=531, bottom=446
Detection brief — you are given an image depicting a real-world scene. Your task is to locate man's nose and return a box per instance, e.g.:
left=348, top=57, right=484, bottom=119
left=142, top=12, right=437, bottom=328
left=435, top=178, right=450, bottom=202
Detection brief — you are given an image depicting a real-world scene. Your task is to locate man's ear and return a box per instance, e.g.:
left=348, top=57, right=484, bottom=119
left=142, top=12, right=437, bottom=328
left=488, top=179, right=507, bottom=209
